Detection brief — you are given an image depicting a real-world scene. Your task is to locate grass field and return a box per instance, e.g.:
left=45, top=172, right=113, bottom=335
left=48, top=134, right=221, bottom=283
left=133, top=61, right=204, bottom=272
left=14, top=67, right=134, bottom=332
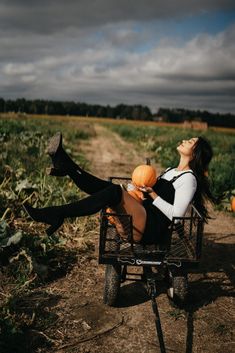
left=0, top=114, right=97, bottom=350
left=0, top=113, right=234, bottom=352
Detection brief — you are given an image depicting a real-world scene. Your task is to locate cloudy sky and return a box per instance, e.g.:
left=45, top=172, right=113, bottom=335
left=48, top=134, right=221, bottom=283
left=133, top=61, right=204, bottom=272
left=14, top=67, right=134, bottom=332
left=1, top=0, right=235, bottom=113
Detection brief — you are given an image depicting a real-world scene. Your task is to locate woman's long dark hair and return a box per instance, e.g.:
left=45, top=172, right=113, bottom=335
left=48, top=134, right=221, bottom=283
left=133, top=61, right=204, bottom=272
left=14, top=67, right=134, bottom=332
left=189, top=136, right=215, bottom=219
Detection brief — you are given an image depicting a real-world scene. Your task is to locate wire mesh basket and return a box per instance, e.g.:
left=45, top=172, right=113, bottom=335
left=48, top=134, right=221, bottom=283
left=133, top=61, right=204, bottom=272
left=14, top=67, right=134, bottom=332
left=166, top=205, right=204, bottom=262
left=99, top=177, right=204, bottom=266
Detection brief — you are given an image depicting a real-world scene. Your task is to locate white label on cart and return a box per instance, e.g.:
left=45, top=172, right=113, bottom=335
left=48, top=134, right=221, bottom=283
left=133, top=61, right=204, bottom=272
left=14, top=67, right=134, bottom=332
left=136, top=259, right=162, bottom=265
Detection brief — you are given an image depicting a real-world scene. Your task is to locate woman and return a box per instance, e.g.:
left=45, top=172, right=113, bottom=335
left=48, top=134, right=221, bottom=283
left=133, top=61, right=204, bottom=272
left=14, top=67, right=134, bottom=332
left=139, top=137, right=214, bottom=244
left=24, top=133, right=214, bottom=244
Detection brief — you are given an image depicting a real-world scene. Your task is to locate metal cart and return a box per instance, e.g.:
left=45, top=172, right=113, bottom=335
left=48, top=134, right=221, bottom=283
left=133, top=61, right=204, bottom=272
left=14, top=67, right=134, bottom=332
left=98, top=176, right=205, bottom=352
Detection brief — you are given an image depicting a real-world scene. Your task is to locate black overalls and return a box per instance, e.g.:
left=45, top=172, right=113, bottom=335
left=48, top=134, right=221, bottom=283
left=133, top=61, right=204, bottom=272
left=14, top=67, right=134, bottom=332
left=141, top=168, right=196, bottom=245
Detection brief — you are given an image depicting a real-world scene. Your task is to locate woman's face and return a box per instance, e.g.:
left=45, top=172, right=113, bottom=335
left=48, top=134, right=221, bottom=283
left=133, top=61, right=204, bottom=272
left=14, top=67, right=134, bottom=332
left=177, top=137, right=198, bottom=158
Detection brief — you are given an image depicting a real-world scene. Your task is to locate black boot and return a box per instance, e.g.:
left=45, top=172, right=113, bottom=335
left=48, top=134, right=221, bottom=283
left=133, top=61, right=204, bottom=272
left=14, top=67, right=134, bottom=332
left=46, top=132, right=78, bottom=175
left=24, top=203, right=64, bottom=236
left=23, top=184, right=123, bottom=236
left=45, top=132, right=111, bottom=195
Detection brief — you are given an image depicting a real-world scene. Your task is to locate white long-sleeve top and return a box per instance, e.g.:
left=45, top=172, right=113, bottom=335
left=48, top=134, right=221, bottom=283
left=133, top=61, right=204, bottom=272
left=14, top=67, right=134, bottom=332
left=152, top=168, right=197, bottom=221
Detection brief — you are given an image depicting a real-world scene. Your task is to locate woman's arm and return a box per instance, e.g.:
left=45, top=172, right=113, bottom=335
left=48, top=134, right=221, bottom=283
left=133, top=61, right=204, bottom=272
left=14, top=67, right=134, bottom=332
left=151, top=174, right=197, bottom=220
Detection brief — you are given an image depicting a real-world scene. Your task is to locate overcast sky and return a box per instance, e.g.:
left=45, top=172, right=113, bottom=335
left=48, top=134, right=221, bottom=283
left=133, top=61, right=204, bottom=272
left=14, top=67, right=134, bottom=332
left=1, top=0, right=235, bottom=113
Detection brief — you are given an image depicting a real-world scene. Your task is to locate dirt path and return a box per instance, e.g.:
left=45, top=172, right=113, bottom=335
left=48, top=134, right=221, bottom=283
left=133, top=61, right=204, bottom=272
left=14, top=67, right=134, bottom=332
left=42, top=125, right=234, bottom=353
left=78, top=124, right=158, bottom=177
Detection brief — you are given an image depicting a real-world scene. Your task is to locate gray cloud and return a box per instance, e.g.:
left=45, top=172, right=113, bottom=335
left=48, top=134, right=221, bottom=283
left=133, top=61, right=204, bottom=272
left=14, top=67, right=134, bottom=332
left=0, top=1, right=235, bottom=112
left=1, top=0, right=235, bottom=34
left=1, top=25, right=235, bottom=112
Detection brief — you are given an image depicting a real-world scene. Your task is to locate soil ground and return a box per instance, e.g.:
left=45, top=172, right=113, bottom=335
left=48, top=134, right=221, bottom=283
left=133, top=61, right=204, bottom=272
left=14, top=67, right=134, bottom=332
left=31, top=124, right=234, bottom=353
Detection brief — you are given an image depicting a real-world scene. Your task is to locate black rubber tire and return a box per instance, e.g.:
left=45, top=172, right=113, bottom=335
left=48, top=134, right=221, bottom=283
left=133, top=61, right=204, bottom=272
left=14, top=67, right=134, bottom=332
left=103, top=264, right=121, bottom=306
left=167, top=271, right=188, bottom=306
left=172, top=275, right=188, bottom=303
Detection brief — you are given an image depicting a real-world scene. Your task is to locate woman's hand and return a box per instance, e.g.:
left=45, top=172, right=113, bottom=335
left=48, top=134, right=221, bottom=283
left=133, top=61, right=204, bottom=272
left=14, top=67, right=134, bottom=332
left=137, top=185, right=158, bottom=200
left=138, top=185, right=153, bottom=193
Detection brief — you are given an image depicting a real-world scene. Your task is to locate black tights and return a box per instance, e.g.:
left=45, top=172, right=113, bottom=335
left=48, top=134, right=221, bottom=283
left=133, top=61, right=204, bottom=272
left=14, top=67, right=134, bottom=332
left=68, top=166, right=112, bottom=195
left=42, top=183, right=123, bottom=219
left=54, top=165, right=123, bottom=216
left=25, top=165, right=122, bottom=228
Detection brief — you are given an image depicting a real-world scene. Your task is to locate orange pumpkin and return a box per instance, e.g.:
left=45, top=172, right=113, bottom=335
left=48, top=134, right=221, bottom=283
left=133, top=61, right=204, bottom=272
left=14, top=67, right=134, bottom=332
left=106, top=207, right=117, bottom=225
left=132, top=164, right=157, bottom=187
left=231, top=196, right=235, bottom=212
left=105, top=206, right=129, bottom=241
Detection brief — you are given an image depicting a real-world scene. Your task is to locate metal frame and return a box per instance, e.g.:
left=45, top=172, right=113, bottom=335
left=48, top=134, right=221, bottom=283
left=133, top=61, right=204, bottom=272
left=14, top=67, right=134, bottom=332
left=98, top=176, right=205, bottom=271
left=99, top=175, right=205, bottom=353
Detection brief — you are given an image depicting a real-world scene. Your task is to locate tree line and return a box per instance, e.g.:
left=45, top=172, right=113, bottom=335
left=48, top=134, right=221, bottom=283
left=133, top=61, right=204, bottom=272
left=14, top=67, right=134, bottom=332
left=0, top=98, right=152, bottom=121
left=0, top=98, right=234, bottom=128
left=157, top=108, right=235, bottom=128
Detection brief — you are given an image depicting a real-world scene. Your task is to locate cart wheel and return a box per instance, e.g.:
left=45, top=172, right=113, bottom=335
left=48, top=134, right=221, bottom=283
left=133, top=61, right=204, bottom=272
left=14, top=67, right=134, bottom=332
left=167, top=271, right=188, bottom=306
left=103, top=264, right=121, bottom=306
